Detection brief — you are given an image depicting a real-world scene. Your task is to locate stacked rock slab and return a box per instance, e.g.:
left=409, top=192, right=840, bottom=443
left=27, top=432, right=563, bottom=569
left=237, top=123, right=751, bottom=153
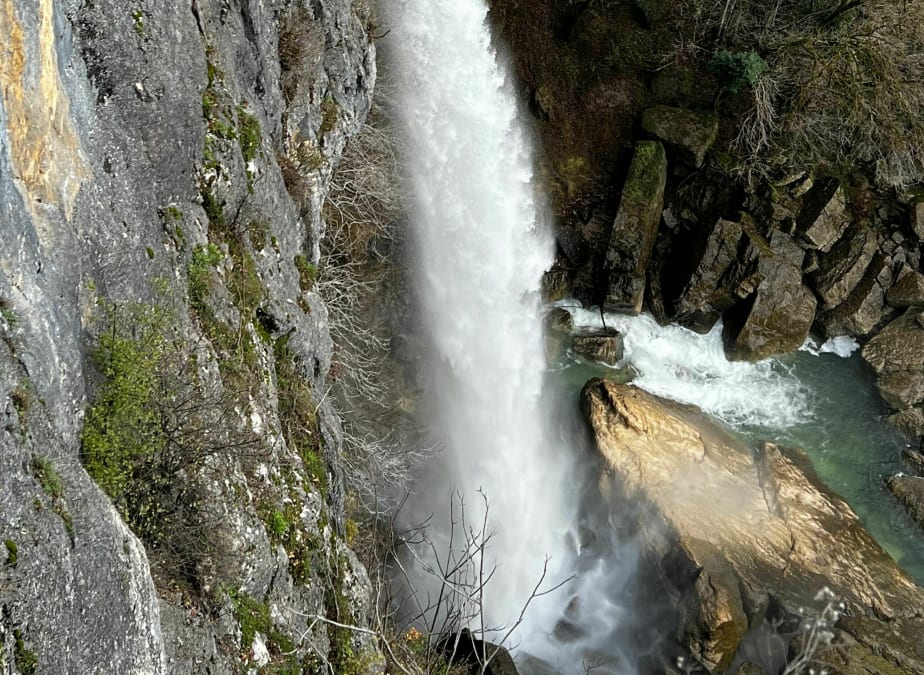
left=604, top=141, right=667, bottom=314
left=673, top=217, right=763, bottom=333
left=582, top=379, right=924, bottom=673
left=723, top=230, right=817, bottom=361
left=795, top=177, right=851, bottom=252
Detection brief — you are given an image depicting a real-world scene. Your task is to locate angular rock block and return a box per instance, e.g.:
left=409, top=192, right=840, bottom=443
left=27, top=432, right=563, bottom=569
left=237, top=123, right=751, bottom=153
left=640, top=105, right=718, bottom=167
left=572, top=329, right=624, bottom=366
left=724, top=231, right=816, bottom=361
left=796, top=177, right=851, bottom=252
left=604, top=141, right=667, bottom=314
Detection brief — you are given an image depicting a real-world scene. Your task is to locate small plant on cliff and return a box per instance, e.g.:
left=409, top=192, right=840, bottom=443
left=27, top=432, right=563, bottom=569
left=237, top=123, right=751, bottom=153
left=708, top=50, right=767, bottom=94
left=81, top=300, right=260, bottom=592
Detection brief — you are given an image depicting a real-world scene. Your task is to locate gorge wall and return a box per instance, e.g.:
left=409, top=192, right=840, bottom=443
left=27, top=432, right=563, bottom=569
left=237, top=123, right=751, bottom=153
left=0, top=0, right=385, bottom=672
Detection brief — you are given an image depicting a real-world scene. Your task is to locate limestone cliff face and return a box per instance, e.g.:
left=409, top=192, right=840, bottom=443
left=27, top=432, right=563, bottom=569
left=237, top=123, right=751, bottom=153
left=0, top=1, right=380, bottom=672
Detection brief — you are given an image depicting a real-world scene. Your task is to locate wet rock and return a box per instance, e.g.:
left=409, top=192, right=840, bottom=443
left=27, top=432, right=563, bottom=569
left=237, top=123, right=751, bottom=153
left=735, top=663, right=765, bottom=675
left=554, top=225, right=590, bottom=268
left=811, top=224, right=878, bottom=309
left=795, top=178, right=851, bottom=252
left=817, top=253, right=892, bottom=337
left=863, top=311, right=924, bottom=409
left=673, top=218, right=763, bottom=333
left=441, top=629, right=520, bottom=675
left=640, top=106, right=718, bottom=167
left=887, top=407, right=924, bottom=439
left=582, top=379, right=924, bottom=674
left=545, top=307, right=574, bottom=332
left=604, top=141, right=667, bottom=314
left=542, top=263, right=572, bottom=303
left=723, top=231, right=816, bottom=361
left=573, top=329, right=624, bottom=365
left=887, top=268, right=924, bottom=308
left=904, top=448, right=924, bottom=475
left=886, top=476, right=924, bottom=531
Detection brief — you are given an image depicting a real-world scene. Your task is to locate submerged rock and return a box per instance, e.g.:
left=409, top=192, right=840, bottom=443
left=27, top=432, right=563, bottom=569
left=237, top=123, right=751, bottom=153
left=640, top=105, right=718, bottom=167
left=582, top=379, right=924, bottom=673
left=572, top=329, right=624, bottom=365
left=604, top=141, right=667, bottom=314
left=723, top=231, right=816, bottom=361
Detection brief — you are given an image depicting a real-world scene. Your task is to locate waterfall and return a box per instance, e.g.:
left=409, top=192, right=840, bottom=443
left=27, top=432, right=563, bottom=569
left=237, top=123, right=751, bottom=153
left=380, top=0, right=584, bottom=662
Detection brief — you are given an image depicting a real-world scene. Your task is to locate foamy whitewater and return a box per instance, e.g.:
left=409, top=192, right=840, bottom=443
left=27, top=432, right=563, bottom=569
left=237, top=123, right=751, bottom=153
left=381, top=0, right=581, bottom=658
left=567, top=306, right=816, bottom=429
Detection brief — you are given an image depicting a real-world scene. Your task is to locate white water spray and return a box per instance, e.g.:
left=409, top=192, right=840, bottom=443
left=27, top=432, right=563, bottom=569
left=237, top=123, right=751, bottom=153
left=381, top=0, right=580, bottom=655
left=568, top=307, right=814, bottom=429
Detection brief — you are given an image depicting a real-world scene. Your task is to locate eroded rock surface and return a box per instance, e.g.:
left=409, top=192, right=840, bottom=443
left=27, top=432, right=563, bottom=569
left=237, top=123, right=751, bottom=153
left=582, top=379, right=924, bottom=673
left=640, top=105, right=718, bottom=168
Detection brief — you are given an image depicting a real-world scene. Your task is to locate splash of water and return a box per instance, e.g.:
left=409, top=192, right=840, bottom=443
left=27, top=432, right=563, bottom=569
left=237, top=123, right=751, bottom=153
left=380, top=0, right=584, bottom=658
left=567, top=307, right=814, bottom=429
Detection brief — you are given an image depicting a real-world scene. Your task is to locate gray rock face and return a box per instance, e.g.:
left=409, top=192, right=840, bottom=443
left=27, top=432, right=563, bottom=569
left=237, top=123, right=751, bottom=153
left=573, top=329, right=624, bottom=366
left=817, top=253, right=892, bottom=337
left=795, top=177, right=850, bottom=252
left=604, top=141, right=667, bottom=314
left=640, top=106, right=718, bottom=167
left=0, top=0, right=382, bottom=672
left=863, top=311, right=924, bottom=409
left=674, top=217, right=762, bottom=333
left=811, top=224, right=878, bottom=309
left=723, top=231, right=816, bottom=361
left=583, top=380, right=924, bottom=674
left=888, top=268, right=924, bottom=308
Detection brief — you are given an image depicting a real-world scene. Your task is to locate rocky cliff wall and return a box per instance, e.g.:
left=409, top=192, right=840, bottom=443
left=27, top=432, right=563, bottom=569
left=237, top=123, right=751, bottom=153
left=0, top=1, right=383, bottom=672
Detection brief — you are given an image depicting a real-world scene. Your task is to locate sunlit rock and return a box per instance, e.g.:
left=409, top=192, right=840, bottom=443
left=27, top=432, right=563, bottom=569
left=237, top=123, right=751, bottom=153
left=582, top=379, right=924, bottom=673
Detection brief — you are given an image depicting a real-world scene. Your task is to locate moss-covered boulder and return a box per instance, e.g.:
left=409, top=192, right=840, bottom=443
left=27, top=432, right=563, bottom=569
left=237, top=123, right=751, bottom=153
left=640, top=105, right=718, bottom=167
left=604, top=141, right=667, bottom=314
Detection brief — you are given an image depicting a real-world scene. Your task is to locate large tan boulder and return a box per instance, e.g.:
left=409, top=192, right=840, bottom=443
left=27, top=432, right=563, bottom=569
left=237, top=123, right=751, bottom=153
left=582, top=379, right=924, bottom=673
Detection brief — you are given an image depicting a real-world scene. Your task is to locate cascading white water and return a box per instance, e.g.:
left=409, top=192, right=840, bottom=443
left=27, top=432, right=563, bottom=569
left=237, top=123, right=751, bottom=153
left=380, top=0, right=581, bottom=657
left=568, top=307, right=815, bottom=429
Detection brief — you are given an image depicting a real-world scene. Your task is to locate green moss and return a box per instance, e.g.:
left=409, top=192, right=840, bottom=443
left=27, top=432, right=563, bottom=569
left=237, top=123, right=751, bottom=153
left=274, top=337, right=326, bottom=491
left=247, top=219, right=271, bottom=250
left=230, top=590, right=272, bottom=650
left=200, top=186, right=226, bottom=230
left=269, top=509, right=290, bottom=539
left=319, top=96, right=339, bottom=136
left=13, top=629, right=37, bottom=675
left=293, top=255, right=317, bottom=292
left=10, top=383, right=30, bottom=425
left=1, top=306, right=16, bottom=328
left=132, top=9, right=145, bottom=37
left=4, top=539, right=17, bottom=568
left=188, top=243, right=224, bottom=307
left=146, top=246, right=155, bottom=260
left=237, top=105, right=262, bottom=165
left=80, top=303, right=171, bottom=533
left=32, top=457, right=63, bottom=500
left=620, top=141, right=667, bottom=206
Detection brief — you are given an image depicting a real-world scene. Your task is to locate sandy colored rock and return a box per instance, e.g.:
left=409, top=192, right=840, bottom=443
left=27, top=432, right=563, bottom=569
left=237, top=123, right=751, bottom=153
left=582, top=379, right=924, bottom=673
